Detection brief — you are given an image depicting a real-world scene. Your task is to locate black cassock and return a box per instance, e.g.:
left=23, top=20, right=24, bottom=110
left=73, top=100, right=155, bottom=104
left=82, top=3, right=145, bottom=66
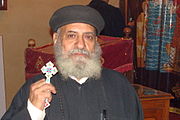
left=88, top=0, right=125, bottom=37
left=1, top=68, right=143, bottom=120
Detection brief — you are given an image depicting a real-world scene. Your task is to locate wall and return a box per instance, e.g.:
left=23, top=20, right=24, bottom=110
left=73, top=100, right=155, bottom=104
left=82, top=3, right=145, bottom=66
left=0, top=0, right=119, bottom=109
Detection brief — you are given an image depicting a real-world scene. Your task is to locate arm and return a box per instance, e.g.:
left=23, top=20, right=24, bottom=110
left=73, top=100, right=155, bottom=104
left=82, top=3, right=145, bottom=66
left=119, top=73, right=144, bottom=120
left=1, top=83, right=31, bottom=120
left=1, top=75, right=52, bottom=120
left=134, top=91, right=144, bottom=120
left=102, top=68, right=144, bottom=120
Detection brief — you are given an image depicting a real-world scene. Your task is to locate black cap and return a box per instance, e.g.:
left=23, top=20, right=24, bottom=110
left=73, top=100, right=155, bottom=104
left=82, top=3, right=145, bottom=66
left=49, top=5, right=105, bottom=35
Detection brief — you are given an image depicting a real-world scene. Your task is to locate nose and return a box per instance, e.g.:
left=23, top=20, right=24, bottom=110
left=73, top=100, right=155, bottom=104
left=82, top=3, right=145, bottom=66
left=77, top=36, right=86, bottom=49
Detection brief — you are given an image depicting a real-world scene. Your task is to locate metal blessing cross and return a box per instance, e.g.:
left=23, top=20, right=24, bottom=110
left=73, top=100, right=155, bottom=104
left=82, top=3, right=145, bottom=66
left=41, top=61, right=58, bottom=109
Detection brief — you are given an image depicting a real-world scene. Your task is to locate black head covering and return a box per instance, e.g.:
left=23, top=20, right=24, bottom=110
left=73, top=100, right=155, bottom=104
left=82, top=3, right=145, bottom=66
left=49, top=5, right=105, bottom=35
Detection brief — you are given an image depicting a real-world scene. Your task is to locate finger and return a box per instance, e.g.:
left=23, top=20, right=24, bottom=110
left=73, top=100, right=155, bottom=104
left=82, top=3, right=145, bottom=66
left=33, top=79, right=46, bottom=87
left=40, top=91, right=53, bottom=104
left=34, top=80, right=56, bottom=94
left=30, top=89, right=52, bottom=103
left=30, top=79, right=46, bottom=91
left=49, top=83, right=56, bottom=94
left=44, top=91, right=53, bottom=103
left=29, top=82, right=56, bottom=104
left=37, top=83, right=56, bottom=94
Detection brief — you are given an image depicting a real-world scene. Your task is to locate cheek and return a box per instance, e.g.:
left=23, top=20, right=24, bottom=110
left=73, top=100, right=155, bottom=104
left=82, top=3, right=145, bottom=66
left=62, top=41, right=74, bottom=53
left=86, top=42, right=95, bottom=52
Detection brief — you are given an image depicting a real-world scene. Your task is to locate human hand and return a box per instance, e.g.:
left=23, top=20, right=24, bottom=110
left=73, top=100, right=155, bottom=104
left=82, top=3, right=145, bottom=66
left=29, top=79, right=56, bottom=110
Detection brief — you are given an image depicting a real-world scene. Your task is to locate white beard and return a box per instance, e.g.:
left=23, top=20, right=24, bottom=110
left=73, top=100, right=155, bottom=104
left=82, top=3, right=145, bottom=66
left=54, top=40, right=102, bottom=80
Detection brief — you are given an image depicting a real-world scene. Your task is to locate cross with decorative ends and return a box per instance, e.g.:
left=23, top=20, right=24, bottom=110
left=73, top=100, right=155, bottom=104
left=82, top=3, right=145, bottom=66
left=41, top=61, right=58, bottom=109
left=41, top=61, right=58, bottom=83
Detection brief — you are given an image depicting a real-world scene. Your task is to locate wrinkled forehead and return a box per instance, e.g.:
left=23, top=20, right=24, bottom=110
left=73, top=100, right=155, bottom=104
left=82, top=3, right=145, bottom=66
left=59, top=23, right=97, bottom=34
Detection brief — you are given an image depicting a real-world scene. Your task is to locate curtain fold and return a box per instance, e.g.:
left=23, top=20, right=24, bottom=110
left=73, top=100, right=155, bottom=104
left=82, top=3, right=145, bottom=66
left=135, top=0, right=180, bottom=111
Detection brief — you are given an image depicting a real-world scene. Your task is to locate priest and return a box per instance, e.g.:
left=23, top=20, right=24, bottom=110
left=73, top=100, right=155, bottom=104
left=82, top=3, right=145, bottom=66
left=1, top=5, right=143, bottom=120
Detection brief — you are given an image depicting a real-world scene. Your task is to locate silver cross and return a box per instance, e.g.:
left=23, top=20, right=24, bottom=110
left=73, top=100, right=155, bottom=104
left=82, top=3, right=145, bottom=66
left=41, top=61, right=58, bottom=83
left=41, top=61, right=58, bottom=109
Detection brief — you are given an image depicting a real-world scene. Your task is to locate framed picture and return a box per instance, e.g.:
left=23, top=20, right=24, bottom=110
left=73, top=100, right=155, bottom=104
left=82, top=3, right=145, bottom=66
left=0, top=0, right=7, bottom=10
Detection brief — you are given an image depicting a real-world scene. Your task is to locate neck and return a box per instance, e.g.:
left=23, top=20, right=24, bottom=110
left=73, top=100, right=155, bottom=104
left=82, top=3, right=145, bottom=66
left=101, top=0, right=109, bottom=4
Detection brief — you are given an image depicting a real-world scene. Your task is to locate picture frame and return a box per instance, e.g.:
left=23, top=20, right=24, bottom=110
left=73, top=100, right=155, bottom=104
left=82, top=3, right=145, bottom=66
left=0, top=0, right=7, bottom=10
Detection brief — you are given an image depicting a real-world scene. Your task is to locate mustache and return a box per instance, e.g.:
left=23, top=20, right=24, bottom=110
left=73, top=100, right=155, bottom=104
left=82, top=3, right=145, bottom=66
left=69, top=49, right=90, bottom=56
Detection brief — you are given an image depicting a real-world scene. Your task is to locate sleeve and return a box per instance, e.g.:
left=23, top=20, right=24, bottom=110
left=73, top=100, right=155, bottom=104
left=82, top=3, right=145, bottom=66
left=1, top=84, right=31, bottom=120
left=102, top=69, right=144, bottom=120
left=1, top=75, right=45, bottom=120
left=134, top=91, right=144, bottom=120
left=121, top=76, right=144, bottom=120
left=121, top=74, right=144, bottom=120
left=27, top=99, right=46, bottom=120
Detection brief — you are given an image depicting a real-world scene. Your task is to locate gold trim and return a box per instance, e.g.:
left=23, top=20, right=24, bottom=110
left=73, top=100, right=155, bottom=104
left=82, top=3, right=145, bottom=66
left=169, top=107, right=180, bottom=114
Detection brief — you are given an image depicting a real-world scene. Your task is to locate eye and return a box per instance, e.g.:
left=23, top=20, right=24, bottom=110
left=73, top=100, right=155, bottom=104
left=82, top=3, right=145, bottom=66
left=84, top=34, right=95, bottom=41
left=66, top=33, right=77, bottom=39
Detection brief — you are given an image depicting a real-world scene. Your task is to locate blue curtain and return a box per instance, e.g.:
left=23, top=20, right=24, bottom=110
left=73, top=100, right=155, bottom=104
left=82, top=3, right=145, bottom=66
left=135, top=0, right=179, bottom=110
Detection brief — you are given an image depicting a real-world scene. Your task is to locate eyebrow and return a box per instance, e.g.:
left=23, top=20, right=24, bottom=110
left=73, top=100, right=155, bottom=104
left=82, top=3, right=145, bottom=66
left=66, top=31, right=77, bottom=34
left=84, top=32, right=96, bottom=35
left=66, top=31, right=96, bottom=35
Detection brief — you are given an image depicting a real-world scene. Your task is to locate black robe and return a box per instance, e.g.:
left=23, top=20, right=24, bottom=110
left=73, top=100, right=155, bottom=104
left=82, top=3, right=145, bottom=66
left=1, top=68, right=143, bottom=120
left=88, top=0, right=125, bottom=37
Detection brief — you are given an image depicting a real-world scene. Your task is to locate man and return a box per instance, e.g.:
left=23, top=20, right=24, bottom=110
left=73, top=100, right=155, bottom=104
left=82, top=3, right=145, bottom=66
left=1, top=5, right=143, bottom=120
left=88, top=0, right=125, bottom=37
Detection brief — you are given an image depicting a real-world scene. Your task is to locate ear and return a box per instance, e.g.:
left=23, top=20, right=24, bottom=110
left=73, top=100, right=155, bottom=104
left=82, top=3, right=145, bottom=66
left=53, top=33, right=59, bottom=44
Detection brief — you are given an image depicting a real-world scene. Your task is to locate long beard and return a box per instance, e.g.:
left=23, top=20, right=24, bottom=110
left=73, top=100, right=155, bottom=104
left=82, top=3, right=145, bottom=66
left=54, top=41, right=102, bottom=80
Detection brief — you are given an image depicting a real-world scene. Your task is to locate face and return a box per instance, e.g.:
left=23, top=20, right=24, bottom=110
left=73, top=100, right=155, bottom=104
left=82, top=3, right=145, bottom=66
left=53, top=23, right=97, bottom=60
left=53, top=23, right=102, bottom=79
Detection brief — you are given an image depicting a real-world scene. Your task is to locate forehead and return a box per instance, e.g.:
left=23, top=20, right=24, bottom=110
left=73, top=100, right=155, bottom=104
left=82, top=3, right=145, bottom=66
left=60, top=23, right=96, bottom=33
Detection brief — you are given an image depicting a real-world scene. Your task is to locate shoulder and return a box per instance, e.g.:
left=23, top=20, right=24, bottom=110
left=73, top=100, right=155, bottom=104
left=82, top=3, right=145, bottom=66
left=101, top=68, right=138, bottom=103
left=101, top=68, right=134, bottom=92
left=101, top=68, right=127, bottom=81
